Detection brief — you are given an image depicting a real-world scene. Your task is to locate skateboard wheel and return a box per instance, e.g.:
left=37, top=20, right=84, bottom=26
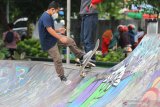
left=80, top=72, right=86, bottom=77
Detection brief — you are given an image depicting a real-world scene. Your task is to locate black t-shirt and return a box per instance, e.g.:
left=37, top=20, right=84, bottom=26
left=119, top=32, right=131, bottom=48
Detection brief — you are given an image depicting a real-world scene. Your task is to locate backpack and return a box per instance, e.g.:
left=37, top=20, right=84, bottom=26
left=4, top=31, right=14, bottom=43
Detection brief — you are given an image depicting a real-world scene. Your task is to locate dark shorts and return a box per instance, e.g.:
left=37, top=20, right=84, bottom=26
left=8, top=48, right=16, bottom=56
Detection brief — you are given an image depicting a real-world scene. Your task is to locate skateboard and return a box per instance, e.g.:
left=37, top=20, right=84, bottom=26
left=79, top=39, right=100, bottom=77
left=75, top=58, right=96, bottom=68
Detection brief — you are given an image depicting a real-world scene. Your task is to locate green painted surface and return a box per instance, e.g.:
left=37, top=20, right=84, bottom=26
left=68, top=77, right=96, bottom=103
left=81, top=83, right=111, bottom=107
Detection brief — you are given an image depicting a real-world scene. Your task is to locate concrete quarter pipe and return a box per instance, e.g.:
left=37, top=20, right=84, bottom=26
left=0, top=22, right=159, bottom=107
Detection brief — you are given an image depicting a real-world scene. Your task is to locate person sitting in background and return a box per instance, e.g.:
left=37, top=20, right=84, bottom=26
left=117, top=25, right=132, bottom=57
left=108, top=30, right=119, bottom=51
left=127, top=24, right=137, bottom=49
left=2, top=23, right=20, bottom=59
left=101, top=29, right=113, bottom=57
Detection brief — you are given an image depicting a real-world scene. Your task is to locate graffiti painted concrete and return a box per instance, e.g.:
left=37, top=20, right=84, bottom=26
left=0, top=31, right=160, bottom=106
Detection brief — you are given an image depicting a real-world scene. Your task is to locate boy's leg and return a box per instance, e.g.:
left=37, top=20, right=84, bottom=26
left=58, top=36, right=95, bottom=67
left=48, top=44, right=64, bottom=77
left=8, top=48, right=16, bottom=59
left=58, top=36, right=84, bottom=59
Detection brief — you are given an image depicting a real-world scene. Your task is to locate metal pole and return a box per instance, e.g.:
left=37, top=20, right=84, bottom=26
left=147, top=20, right=158, bottom=34
left=6, top=0, right=9, bottom=23
left=66, top=0, right=71, bottom=64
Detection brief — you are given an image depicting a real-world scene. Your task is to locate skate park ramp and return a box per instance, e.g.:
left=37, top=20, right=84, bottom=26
left=0, top=23, right=160, bottom=107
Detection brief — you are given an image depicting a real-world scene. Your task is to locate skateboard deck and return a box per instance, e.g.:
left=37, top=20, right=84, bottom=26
left=79, top=39, right=100, bottom=77
left=75, top=60, right=96, bottom=68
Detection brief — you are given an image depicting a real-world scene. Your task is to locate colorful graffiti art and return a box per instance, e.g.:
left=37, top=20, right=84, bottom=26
left=137, top=71, right=160, bottom=107
left=16, top=66, right=29, bottom=85
left=0, top=24, right=160, bottom=107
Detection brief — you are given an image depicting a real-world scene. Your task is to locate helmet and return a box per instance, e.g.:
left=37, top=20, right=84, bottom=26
left=128, top=24, right=136, bottom=30
left=123, top=26, right=128, bottom=32
left=117, top=25, right=124, bottom=32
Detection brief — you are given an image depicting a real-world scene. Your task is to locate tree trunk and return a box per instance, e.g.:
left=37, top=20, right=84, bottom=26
left=0, top=2, right=8, bottom=31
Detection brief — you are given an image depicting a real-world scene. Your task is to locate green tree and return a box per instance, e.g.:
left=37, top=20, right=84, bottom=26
left=0, top=0, right=159, bottom=32
left=98, top=0, right=160, bottom=19
left=127, top=0, right=160, bottom=16
left=0, top=0, right=8, bottom=31
left=98, top=0, right=124, bottom=19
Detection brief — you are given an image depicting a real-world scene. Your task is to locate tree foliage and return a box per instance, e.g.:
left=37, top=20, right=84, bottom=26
left=98, top=0, right=124, bottom=19
left=0, top=0, right=8, bottom=30
left=0, top=0, right=81, bottom=31
left=98, top=0, right=160, bottom=19
left=126, top=0, right=160, bottom=13
left=1, top=0, right=81, bottom=23
left=0, top=0, right=159, bottom=32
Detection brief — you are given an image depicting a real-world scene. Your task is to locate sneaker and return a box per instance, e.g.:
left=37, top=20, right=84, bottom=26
left=81, top=50, right=93, bottom=64
left=60, top=75, right=71, bottom=85
left=90, top=57, right=96, bottom=64
left=60, top=75, right=67, bottom=81
left=90, top=59, right=96, bottom=64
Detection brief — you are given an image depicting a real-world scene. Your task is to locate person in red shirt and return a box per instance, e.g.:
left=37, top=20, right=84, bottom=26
left=91, top=0, right=103, bottom=4
left=91, top=0, right=103, bottom=5
left=101, top=29, right=113, bottom=57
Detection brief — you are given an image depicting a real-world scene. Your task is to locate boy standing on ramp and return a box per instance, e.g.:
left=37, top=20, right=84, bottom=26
left=38, top=1, right=93, bottom=85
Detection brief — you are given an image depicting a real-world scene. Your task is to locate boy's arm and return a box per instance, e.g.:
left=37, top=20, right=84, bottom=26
left=55, top=28, right=66, bottom=34
left=15, top=32, right=21, bottom=42
left=46, top=27, right=62, bottom=40
left=2, top=32, right=6, bottom=41
left=46, top=27, right=68, bottom=44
